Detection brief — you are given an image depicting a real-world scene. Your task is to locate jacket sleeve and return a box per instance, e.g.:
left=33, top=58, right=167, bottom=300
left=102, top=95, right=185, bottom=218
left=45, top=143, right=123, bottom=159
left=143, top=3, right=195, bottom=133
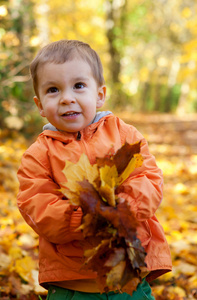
left=17, top=148, right=83, bottom=245
left=116, top=124, right=163, bottom=221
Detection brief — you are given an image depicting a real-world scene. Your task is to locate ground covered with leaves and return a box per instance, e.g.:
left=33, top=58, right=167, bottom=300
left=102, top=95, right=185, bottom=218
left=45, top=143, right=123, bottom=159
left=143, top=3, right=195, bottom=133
left=0, top=113, right=197, bottom=299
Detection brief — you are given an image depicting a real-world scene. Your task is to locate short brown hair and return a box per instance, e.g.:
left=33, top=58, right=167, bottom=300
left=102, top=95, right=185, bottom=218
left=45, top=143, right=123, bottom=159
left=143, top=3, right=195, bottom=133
left=30, top=39, right=105, bottom=97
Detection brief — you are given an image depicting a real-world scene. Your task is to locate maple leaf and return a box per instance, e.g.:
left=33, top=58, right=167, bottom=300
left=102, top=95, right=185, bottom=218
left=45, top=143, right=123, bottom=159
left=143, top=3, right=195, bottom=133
left=96, top=200, right=139, bottom=244
left=62, top=153, right=99, bottom=192
left=96, top=141, right=142, bottom=177
left=126, top=239, right=147, bottom=270
left=98, top=164, right=118, bottom=207
left=104, top=247, right=125, bottom=267
left=95, top=142, right=143, bottom=195
left=113, top=141, right=141, bottom=174
left=118, top=153, right=143, bottom=185
left=106, top=260, right=126, bottom=290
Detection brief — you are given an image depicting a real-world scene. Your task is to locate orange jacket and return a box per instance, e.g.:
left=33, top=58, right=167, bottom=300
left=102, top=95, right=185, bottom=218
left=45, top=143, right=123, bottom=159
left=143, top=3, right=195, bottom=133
left=17, top=114, right=172, bottom=289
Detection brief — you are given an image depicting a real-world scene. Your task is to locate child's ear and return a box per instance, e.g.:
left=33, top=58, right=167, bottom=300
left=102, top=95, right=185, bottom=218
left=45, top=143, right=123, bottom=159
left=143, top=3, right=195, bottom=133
left=34, top=96, right=46, bottom=117
left=96, top=85, right=106, bottom=108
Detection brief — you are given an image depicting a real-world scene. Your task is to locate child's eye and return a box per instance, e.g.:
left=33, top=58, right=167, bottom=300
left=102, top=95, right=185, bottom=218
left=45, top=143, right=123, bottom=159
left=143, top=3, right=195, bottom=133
left=47, top=87, right=59, bottom=93
left=74, top=82, right=86, bottom=89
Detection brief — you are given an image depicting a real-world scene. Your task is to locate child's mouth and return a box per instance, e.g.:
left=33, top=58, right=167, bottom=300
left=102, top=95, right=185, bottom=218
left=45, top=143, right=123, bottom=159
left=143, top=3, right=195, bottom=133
left=61, top=112, right=80, bottom=118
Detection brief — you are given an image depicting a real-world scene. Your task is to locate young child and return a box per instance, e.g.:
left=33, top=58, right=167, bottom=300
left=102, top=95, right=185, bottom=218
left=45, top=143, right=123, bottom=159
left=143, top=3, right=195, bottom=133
left=17, top=39, right=172, bottom=300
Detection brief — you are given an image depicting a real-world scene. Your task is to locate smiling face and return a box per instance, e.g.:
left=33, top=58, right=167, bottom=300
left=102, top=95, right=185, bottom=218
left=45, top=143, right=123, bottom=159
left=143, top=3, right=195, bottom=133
left=34, top=59, right=106, bottom=133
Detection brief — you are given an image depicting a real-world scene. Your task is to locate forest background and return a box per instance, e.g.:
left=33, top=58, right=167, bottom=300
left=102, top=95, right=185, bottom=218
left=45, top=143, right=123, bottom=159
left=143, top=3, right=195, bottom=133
left=0, top=0, right=197, bottom=299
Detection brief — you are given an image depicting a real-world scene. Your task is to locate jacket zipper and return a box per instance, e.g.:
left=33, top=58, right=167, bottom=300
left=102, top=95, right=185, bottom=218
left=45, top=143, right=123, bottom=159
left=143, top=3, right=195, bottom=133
left=76, top=131, right=81, bottom=140
left=76, top=130, right=94, bottom=163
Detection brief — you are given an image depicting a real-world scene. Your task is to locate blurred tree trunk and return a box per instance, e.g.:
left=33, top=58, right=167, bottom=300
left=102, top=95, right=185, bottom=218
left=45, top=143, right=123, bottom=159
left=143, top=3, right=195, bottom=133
left=176, top=83, right=190, bottom=115
left=105, top=0, right=128, bottom=108
left=10, top=0, right=36, bottom=59
left=34, top=0, right=50, bottom=46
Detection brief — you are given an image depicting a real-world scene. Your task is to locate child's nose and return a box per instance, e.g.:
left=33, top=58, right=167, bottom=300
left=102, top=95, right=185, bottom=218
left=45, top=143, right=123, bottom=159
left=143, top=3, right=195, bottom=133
left=60, top=90, right=76, bottom=104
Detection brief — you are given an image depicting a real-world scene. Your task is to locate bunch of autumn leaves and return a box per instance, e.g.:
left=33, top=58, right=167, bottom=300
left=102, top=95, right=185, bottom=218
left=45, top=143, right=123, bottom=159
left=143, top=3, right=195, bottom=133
left=61, top=141, right=147, bottom=295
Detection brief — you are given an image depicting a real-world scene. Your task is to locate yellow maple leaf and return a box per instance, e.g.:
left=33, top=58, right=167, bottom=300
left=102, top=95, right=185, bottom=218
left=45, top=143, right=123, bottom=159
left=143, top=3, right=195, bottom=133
left=99, top=184, right=116, bottom=207
left=98, top=164, right=118, bottom=206
left=106, top=260, right=126, bottom=289
left=12, top=256, right=36, bottom=282
left=60, top=187, right=81, bottom=205
left=8, top=247, right=22, bottom=260
left=62, top=153, right=98, bottom=192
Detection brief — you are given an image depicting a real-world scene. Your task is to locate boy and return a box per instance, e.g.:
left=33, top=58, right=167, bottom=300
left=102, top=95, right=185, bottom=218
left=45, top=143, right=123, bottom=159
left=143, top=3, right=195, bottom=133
left=17, top=39, right=172, bottom=299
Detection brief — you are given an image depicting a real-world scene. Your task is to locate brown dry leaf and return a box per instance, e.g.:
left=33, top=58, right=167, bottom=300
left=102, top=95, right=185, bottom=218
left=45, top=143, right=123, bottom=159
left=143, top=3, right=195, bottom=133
left=113, top=141, right=142, bottom=174
left=98, top=200, right=139, bottom=241
left=126, top=239, right=147, bottom=270
left=76, top=180, right=114, bottom=239
left=77, top=180, right=103, bottom=215
left=9, top=274, right=32, bottom=295
left=96, top=141, right=141, bottom=175
left=106, top=260, right=126, bottom=290
left=118, top=153, right=143, bottom=185
left=121, top=277, right=141, bottom=296
left=104, top=248, right=125, bottom=267
left=95, top=142, right=143, bottom=187
left=83, top=239, right=112, bottom=283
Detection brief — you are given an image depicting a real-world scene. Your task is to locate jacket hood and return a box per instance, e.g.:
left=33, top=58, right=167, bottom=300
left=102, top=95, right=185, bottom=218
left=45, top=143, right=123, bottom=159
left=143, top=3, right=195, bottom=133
left=42, top=111, right=112, bottom=132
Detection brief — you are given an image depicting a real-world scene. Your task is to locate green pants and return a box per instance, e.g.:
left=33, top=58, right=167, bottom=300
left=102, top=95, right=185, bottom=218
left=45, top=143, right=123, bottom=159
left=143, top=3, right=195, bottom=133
left=47, top=279, right=155, bottom=300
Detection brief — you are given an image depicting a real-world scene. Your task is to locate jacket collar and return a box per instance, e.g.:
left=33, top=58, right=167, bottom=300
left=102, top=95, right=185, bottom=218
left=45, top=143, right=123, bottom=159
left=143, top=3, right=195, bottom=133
left=40, top=111, right=113, bottom=142
left=42, top=111, right=112, bottom=132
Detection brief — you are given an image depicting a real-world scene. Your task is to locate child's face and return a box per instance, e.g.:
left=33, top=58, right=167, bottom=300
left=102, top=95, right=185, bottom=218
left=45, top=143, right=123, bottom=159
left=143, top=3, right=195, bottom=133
left=34, top=59, right=106, bottom=133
